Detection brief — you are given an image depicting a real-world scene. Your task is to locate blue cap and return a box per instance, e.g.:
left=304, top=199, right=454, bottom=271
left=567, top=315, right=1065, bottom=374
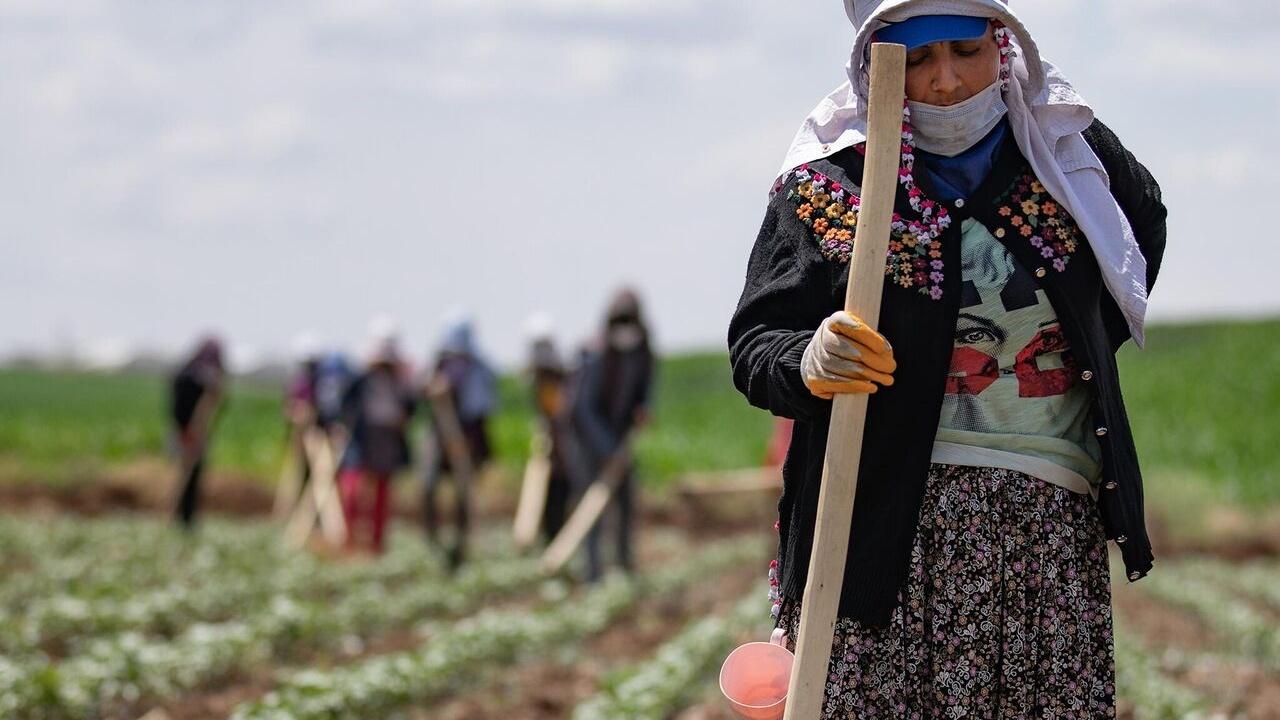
left=874, top=15, right=990, bottom=51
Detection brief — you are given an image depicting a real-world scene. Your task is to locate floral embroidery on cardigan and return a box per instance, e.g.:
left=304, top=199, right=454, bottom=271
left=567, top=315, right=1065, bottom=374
left=776, top=111, right=951, bottom=300
left=991, top=172, right=1082, bottom=273
left=783, top=167, right=860, bottom=263
left=993, top=20, right=1015, bottom=91
left=890, top=107, right=950, bottom=301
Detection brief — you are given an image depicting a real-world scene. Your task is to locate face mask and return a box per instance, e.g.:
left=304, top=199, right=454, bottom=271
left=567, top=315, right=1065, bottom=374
left=608, top=323, right=644, bottom=351
left=907, top=79, right=1007, bottom=157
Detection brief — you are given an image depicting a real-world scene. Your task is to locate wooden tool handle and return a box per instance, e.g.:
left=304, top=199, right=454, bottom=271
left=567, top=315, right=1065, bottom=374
left=540, top=433, right=634, bottom=574
left=430, top=386, right=475, bottom=481
left=783, top=42, right=905, bottom=720
left=513, top=427, right=553, bottom=549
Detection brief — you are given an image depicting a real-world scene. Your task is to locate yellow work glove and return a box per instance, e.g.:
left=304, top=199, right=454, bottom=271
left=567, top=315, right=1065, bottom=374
left=800, top=311, right=896, bottom=399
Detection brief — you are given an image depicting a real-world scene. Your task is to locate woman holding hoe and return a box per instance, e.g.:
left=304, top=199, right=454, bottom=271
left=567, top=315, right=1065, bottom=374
left=728, top=0, right=1166, bottom=715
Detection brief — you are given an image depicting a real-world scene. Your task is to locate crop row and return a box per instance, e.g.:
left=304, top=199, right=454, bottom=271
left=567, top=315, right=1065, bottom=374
left=231, top=536, right=767, bottom=720
left=573, top=592, right=763, bottom=720
left=1166, top=556, right=1280, bottom=611
left=0, top=516, right=281, bottom=611
left=1113, top=621, right=1208, bottom=720
left=0, top=554, right=547, bottom=719
left=1137, top=562, right=1280, bottom=669
left=569, top=600, right=1216, bottom=720
left=0, top=516, right=513, bottom=610
left=0, top=527, right=512, bottom=656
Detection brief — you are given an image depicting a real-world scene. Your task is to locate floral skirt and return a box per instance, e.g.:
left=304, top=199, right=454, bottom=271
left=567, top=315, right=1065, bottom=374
left=778, top=464, right=1115, bottom=719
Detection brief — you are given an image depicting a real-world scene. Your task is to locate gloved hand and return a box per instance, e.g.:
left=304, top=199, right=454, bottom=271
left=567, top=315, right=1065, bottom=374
left=801, top=311, right=896, bottom=399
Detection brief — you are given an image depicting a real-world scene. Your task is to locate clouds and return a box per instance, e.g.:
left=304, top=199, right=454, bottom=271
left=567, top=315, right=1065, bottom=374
left=0, top=0, right=1277, bottom=367
left=1020, top=0, right=1280, bottom=91
left=295, top=0, right=764, bottom=102
left=1012, top=0, right=1280, bottom=322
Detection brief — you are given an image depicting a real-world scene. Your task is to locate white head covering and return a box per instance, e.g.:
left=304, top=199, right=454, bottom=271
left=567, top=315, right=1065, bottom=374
left=290, top=331, right=321, bottom=362
left=779, top=0, right=1149, bottom=346
left=364, top=313, right=402, bottom=365
left=523, top=311, right=555, bottom=342
left=437, top=318, right=476, bottom=357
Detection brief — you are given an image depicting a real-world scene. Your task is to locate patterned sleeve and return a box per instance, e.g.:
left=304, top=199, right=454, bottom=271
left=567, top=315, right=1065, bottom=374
left=726, top=175, right=842, bottom=422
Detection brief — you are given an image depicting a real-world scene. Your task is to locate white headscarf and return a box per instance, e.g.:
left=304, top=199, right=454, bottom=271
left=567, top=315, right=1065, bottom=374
left=779, top=0, right=1149, bottom=346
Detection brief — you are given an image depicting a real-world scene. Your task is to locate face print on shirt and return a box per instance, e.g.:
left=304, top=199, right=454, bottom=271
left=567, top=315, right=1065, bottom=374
left=943, top=219, right=1078, bottom=434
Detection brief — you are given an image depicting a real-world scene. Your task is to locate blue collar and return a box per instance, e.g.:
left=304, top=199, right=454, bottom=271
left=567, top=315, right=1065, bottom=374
left=915, top=118, right=1010, bottom=202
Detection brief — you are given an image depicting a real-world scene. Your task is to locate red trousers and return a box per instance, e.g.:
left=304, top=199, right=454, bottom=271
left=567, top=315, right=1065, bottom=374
left=339, top=468, right=391, bottom=553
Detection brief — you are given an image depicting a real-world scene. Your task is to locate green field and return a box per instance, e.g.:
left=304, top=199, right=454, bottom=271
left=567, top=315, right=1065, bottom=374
left=1, top=321, right=1279, bottom=719
left=1, top=318, right=1276, bottom=502
left=0, top=353, right=775, bottom=491
left=1117, top=319, right=1280, bottom=505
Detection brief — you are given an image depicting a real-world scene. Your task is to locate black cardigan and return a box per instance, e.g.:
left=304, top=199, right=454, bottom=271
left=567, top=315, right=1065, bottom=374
left=727, top=120, right=1167, bottom=626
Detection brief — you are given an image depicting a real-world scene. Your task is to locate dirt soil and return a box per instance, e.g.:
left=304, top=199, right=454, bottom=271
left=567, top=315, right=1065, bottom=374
left=0, top=460, right=274, bottom=516
left=1147, top=504, right=1280, bottom=560
left=123, top=519, right=760, bottom=720
left=125, top=673, right=279, bottom=720
left=12, top=469, right=1278, bottom=720
left=0, top=464, right=773, bottom=541
left=415, top=563, right=765, bottom=720
left=9, top=464, right=1278, bottom=565
left=1112, top=582, right=1280, bottom=719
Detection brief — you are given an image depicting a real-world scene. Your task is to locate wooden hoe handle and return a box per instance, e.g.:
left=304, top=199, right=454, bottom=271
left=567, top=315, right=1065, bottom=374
left=783, top=42, right=906, bottom=720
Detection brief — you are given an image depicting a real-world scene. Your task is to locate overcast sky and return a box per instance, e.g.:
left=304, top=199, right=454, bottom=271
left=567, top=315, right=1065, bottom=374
left=2, top=0, right=1277, bottom=369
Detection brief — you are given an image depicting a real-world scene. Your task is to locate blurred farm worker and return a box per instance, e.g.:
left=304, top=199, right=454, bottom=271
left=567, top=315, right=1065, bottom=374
left=282, top=334, right=322, bottom=490
left=422, top=316, right=497, bottom=569
left=526, top=321, right=579, bottom=544
left=728, top=1, right=1167, bottom=715
left=313, top=351, right=355, bottom=431
left=169, top=336, right=226, bottom=529
left=572, top=289, right=655, bottom=581
left=336, top=336, right=416, bottom=554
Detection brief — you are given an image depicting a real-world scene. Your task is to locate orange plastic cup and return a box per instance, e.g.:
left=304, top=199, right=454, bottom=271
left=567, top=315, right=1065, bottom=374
left=719, top=641, right=794, bottom=720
